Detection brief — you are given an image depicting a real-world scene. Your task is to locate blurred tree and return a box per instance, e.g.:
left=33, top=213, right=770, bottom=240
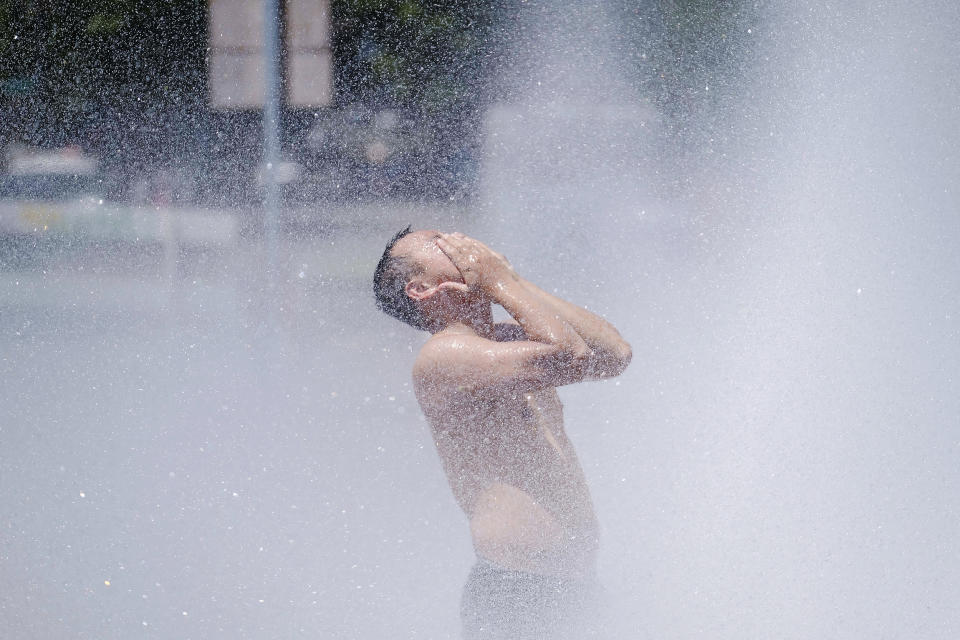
left=327, top=0, right=516, bottom=198
left=615, top=0, right=759, bottom=128
left=611, top=0, right=762, bottom=197
left=0, top=0, right=205, bottom=154
left=331, top=0, right=511, bottom=113
left=0, top=0, right=512, bottom=200
left=0, top=0, right=763, bottom=201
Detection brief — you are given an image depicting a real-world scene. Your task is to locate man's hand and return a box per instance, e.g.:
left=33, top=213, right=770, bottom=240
left=436, top=232, right=518, bottom=297
left=431, top=231, right=630, bottom=384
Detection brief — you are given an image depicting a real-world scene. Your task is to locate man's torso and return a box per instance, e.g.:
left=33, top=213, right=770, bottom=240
left=414, top=325, right=599, bottom=577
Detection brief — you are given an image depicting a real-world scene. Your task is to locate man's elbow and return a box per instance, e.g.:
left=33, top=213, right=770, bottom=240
left=569, top=343, right=592, bottom=374
left=616, top=341, right=633, bottom=375
left=554, top=343, right=592, bottom=382
left=619, top=337, right=633, bottom=363
left=609, top=339, right=632, bottom=376
left=596, top=340, right=632, bottom=379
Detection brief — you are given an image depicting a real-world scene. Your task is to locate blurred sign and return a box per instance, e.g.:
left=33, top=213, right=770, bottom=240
left=208, top=0, right=332, bottom=109
left=0, top=199, right=238, bottom=248
left=286, top=0, right=333, bottom=107
left=5, top=146, right=98, bottom=176
left=208, top=0, right=267, bottom=108
left=0, top=77, right=36, bottom=97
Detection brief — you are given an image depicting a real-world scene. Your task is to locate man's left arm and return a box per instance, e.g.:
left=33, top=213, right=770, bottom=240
left=518, top=278, right=632, bottom=379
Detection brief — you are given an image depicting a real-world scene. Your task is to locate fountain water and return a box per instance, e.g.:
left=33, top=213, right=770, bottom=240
left=478, top=1, right=960, bottom=637
left=2, top=2, right=958, bottom=639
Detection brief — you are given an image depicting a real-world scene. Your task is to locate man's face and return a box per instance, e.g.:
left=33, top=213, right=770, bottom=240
left=392, top=229, right=464, bottom=286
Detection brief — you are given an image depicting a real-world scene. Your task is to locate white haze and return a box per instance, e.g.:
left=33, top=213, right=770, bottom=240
left=2, top=1, right=958, bottom=639
left=479, top=1, right=960, bottom=638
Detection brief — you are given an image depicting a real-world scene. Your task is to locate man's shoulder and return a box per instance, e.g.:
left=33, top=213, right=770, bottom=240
left=415, top=324, right=529, bottom=362
left=415, top=331, right=480, bottom=366
left=412, top=329, right=500, bottom=386
left=410, top=334, right=474, bottom=404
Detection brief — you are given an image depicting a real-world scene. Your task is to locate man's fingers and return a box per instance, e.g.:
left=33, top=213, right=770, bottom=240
left=438, top=234, right=462, bottom=251
left=435, top=281, right=469, bottom=294
left=440, top=233, right=500, bottom=276
left=446, top=232, right=482, bottom=250
left=437, top=236, right=465, bottom=260
left=435, top=237, right=458, bottom=265
left=437, top=235, right=460, bottom=250
left=439, top=234, right=472, bottom=260
left=436, top=237, right=473, bottom=285
left=450, top=232, right=481, bottom=248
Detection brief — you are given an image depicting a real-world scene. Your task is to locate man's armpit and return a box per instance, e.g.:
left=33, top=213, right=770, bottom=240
left=494, top=322, right=527, bottom=343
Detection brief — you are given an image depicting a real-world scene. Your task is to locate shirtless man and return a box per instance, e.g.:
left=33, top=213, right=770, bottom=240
left=373, top=228, right=631, bottom=639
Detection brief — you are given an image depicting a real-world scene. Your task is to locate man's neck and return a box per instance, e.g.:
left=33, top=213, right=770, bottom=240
left=438, top=320, right=492, bottom=339
left=431, top=301, right=495, bottom=337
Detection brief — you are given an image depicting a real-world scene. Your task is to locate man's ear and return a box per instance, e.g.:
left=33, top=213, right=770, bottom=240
left=405, top=279, right=436, bottom=301
left=405, top=279, right=468, bottom=301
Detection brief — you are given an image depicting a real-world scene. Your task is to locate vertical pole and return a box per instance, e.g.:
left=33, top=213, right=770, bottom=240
left=263, top=0, right=282, bottom=292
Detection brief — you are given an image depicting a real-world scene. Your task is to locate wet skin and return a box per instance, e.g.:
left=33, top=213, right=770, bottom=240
left=394, top=231, right=631, bottom=578
left=416, top=325, right=600, bottom=577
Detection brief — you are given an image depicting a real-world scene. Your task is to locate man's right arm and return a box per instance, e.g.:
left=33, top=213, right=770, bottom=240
left=417, top=233, right=591, bottom=392
left=437, top=232, right=630, bottom=381
left=489, top=273, right=591, bottom=367
left=518, top=278, right=632, bottom=379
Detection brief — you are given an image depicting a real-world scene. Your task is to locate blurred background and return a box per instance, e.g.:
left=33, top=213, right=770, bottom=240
left=0, top=0, right=756, bottom=209
left=2, top=1, right=959, bottom=638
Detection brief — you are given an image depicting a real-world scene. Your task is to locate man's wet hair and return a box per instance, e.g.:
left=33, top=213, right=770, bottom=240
left=373, top=226, right=430, bottom=331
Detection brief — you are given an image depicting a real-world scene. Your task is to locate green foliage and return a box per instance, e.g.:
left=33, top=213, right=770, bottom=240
left=658, top=0, right=756, bottom=83
left=1, top=0, right=205, bottom=146
left=84, top=12, right=124, bottom=36
left=612, top=0, right=761, bottom=147
left=331, top=0, right=505, bottom=112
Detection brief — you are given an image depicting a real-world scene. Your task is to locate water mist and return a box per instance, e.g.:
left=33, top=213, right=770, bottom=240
left=478, top=1, right=960, bottom=637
